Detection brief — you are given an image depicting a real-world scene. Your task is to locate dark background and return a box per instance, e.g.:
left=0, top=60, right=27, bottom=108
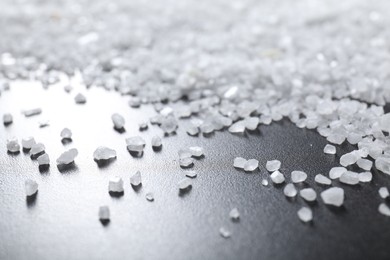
left=1, top=82, right=389, bottom=260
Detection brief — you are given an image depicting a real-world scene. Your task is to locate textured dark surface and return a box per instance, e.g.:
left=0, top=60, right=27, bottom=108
left=1, top=82, right=390, bottom=260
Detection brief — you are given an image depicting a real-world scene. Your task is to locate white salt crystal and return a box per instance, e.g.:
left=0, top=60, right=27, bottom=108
left=3, top=113, right=12, bottom=125
left=128, top=97, right=141, bottom=108
left=339, top=171, right=359, bottom=185
left=327, top=133, right=345, bottom=145
left=283, top=183, right=297, bottom=197
left=130, top=171, right=142, bottom=186
left=200, top=123, right=214, bottom=134
left=186, top=126, right=199, bottom=136
left=23, top=108, right=42, bottom=117
left=179, top=157, right=194, bottom=168
left=126, top=136, right=146, bottom=152
left=266, top=160, right=281, bottom=172
left=98, top=206, right=110, bottom=220
left=186, top=171, right=197, bottom=178
left=261, top=179, right=269, bottom=186
left=178, top=149, right=192, bottom=159
left=30, top=143, right=45, bottom=156
left=22, top=137, right=36, bottom=150
left=375, top=156, right=390, bottom=175
left=234, top=157, right=247, bottom=169
left=139, top=122, right=148, bottom=130
left=297, top=207, right=313, bottom=222
left=37, top=153, right=50, bottom=166
left=108, top=177, right=124, bottom=193
left=64, top=85, right=73, bottom=93
left=323, top=144, right=336, bottom=154
left=229, top=208, right=240, bottom=220
left=160, top=116, right=178, bottom=134
left=244, top=117, right=259, bottom=131
left=329, top=167, right=347, bottom=179
left=300, top=188, right=317, bottom=202
left=356, top=158, right=373, bottom=171
left=93, top=146, right=116, bottom=161
left=25, top=179, right=38, bottom=196
left=358, top=172, right=372, bottom=183
left=379, top=187, right=389, bottom=199
left=270, top=171, right=285, bottom=184
left=178, top=178, right=192, bottom=190
left=151, top=136, right=162, bottom=148
left=60, top=128, right=72, bottom=139
left=340, top=151, right=359, bottom=167
left=315, top=174, right=331, bottom=185
left=74, top=93, right=86, bottom=104
left=321, top=187, right=344, bottom=207
left=378, top=203, right=390, bottom=216
left=111, top=113, right=125, bottom=129
left=160, top=107, right=173, bottom=117
left=146, top=193, right=154, bottom=202
left=7, top=138, right=20, bottom=153
left=219, top=227, right=231, bottom=238
left=291, top=171, right=307, bottom=183
left=56, top=148, right=78, bottom=165
left=379, top=113, right=390, bottom=132
left=189, top=146, right=204, bottom=157
left=228, top=120, right=246, bottom=133
left=244, top=159, right=259, bottom=172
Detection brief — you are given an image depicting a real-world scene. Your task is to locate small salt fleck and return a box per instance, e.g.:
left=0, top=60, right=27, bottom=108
left=139, top=122, right=148, bottom=131
left=315, top=174, right=331, bottom=185
left=229, top=208, right=240, bottom=221
left=3, top=113, right=12, bottom=125
left=358, top=172, right=372, bottom=183
left=151, top=136, right=162, bottom=148
left=219, top=227, right=231, bottom=238
left=270, top=170, right=285, bottom=184
left=146, top=193, right=154, bottom=202
left=329, top=167, right=347, bottom=179
left=93, top=146, right=117, bottom=161
left=266, top=160, right=281, bottom=172
left=37, top=153, right=50, bottom=166
left=378, top=203, right=390, bottom=217
left=126, top=136, right=146, bottom=152
left=300, top=188, right=317, bottom=202
left=60, top=128, right=72, bottom=139
left=108, top=177, right=124, bottom=193
left=25, top=179, right=38, bottom=196
left=22, top=137, right=36, bottom=150
left=56, top=148, right=78, bottom=165
left=379, top=187, right=389, bottom=199
left=30, top=143, right=45, bottom=157
left=7, top=138, right=20, bottom=153
left=321, top=187, right=344, bottom=207
left=291, top=171, right=307, bottom=183
left=261, top=179, right=269, bottom=186
left=179, top=157, right=194, bottom=168
left=244, top=159, right=259, bottom=172
left=64, top=85, right=73, bottom=93
left=283, top=183, right=297, bottom=197
left=297, top=207, right=313, bottom=222
left=186, top=171, right=197, bottom=178
left=356, top=158, right=373, bottom=171
left=99, top=206, right=110, bottom=220
left=234, top=157, right=247, bottom=169
left=323, top=144, right=336, bottom=154
left=111, top=113, right=125, bottom=129
left=189, top=146, right=204, bottom=158
left=178, top=178, right=192, bottom=190
left=130, top=171, right=142, bottom=186
left=74, top=93, right=86, bottom=104
left=339, top=171, right=359, bottom=185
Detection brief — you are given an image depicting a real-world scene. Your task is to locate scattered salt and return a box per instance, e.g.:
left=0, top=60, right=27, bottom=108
left=7, top=138, right=20, bottom=153
left=261, top=179, right=269, bottom=186
left=219, top=227, right=231, bottom=238
left=23, top=108, right=42, bottom=117
left=60, top=128, right=72, bottom=139
left=22, top=137, right=36, bottom=150
left=179, top=157, right=194, bottom=168
left=146, top=193, right=154, bottom=202
left=378, top=203, right=390, bottom=217
left=37, top=153, right=50, bottom=166
left=74, top=93, right=86, bottom=104
left=358, top=172, right=372, bottom=183
left=178, top=178, right=192, bottom=190
left=186, top=171, right=197, bottom=178
left=30, top=143, right=45, bottom=157
left=3, top=113, right=12, bottom=125
left=356, top=158, right=373, bottom=171
left=189, top=146, right=204, bottom=158
left=151, top=136, right=162, bottom=148
left=126, top=136, right=146, bottom=152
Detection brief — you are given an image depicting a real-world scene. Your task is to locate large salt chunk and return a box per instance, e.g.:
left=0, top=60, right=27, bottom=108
left=99, top=206, right=110, bottom=220
left=178, top=178, right=192, bottom=190
left=23, top=108, right=42, bottom=117
left=30, top=143, right=45, bottom=157
left=297, top=207, right=313, bottom=222
left=229, top=208, right=240, bottom=221
left=339, top=171, right=359, bottom=185
left=74, top=93, right=86, bottom=104
left=130, top=171, right=142, bottom=186
left=108, top=177, right=124, bottom=193
left=375, top=156, right=390, bottom=175
left=291, top=171, right=307, bottom=183
left=111, top=113, right=125, bottom=129
left=25, top=179, right=38, bottom=196
left=7, top=138, right=20, bottom=153
left=37, top=153, right=50, bottom=166
left=321, top=187, right=344, bottom=207
left=56, top=148, right=78, bottom=165
left=244, top=159, right=259, bottom=172
left=270, top=171, right=285, bottom=184
left=283, top=183, right=297, bottom=197
left=22, top=137, right=36, bottom=150
left=378, top=203, right=390, bottom=217
left=189, top=146, right=204, bottom=157
left=340, top=151, right=359, bottom=167
left=323, top=144, right=336, bottom=154
left=315, top=174, right=331, bottom=185
left=60, top=128, right=72, bottom=139
left=3, top=113, right=12, bottom=125
left=300, top=188, right=317, bottom=202
left=358, top=172, right=372, bottom=183
left=126, top=136, right=146, bottom=152
left=266, top=160, right=281, bottom=172
left=234, top=157, right=247, bottom=169
left=94, top=146, right=116, bottom=161
left=151, top=136, right=162, bottom=148
left=329, top=167, right=347, bottom=179
left=379, top=187, right=389, bottom=199
left=356, top=158, right=373, bottom=171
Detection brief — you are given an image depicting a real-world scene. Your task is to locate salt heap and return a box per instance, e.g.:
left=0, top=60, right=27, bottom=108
left=130, top=171, right=142, bottom=187
left=22, top=137, right=36, bottom=150
left=3, top=113, right=12, bottom=125
left=108, top=177, right=124, bottom=193
left=266, top=160, right=281, bottom=172
left=99, top=206, right=110, bottom=220
left=60, top=128, right=72, bottom=139
left=126, top=136, right=146, bottom=153
left=111, top=113, right=125, bottom=129
left=321, top=187, right=344, bottom=207
left=93, top=146, right=117, bottom=161
left=56, top=148, right=78, bottom=165
left=291, top=171, right=307, bottom=183
left=7, top=138, right=20, bottom=153
left=25, top=179, right=38, bottom=196
left=37, top=153, right=50, bottom=166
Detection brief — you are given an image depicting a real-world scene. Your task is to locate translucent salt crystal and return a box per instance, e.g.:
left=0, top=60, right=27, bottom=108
left=22, top=137, right=36, bottom=150
left=379, top=113, right=390, bottom=132
left=358, top=172, right=372, bottom=183
left=186, top=171, right=197, bottom=178
left=179, top=157, right=194, bottom=168
left=186, top=126, right=199, bottom=136
left=7, top=138, right=20, bottom=153
left=189, top=146, right=204, bottom=157
left=64, top=85, right=73, bottom=93
left=98, top=206, right=110, bottom=220
left=347, top=133, right=362, bottom=145
left=261, top=179, right=269, bottom=186
left=283, top=183, right=297, bottom=197
left=37, top=153, right=50, bottom=166
left=108, top=177, right=124, bottom=193
left=178, top=178, right=192, bottom=190
left=229, top=208, right=240, bottom=220
left=356, top=158, right=372, bottom=171
left=244, top=159, right=259, bottom=172
left=321, top=187, right=344, bottom=207
left=111, top=113, right=125, bottom=129
left=60, top=128, right=72, bottom=139
left=228, top=120, right=246, bottom=133
left=200, top=123, right=214, bottom=134
left=233, top=157, right=247, bottom=169
left=375, top=156, right=390, bottom=175
left=3, top=113, right=12, bottom=125
left=266, top=160, right=281, bottom=172
left=150, top=114, right=164, bottom=125
left=378, top=203, right=390, bottom=217
left=93, top=146, right=117, bottom=161
left=151, top=136, right=162, bottom=148
left=25, top=179, right=38, bottom=196
left=139, top=122, right=148, bottom=131
left=315, top=174, right=331, bottom=185
left=244, top=117, right=259, bottom=131
left=178, top=149, right=192, bottom=159
left=74, top=93, right=86, bottom=104
left=219, top=227, right=231, bottom=238
left=128, top=97, right=141, bottom=108
left=323, top=144, right=336, bottom=154
left=270, top=171, right=285, bottom=184
left=291, top=171, right=307, bottom=183
left=300, top=188, right=317, bottom=202
left=160, top=116, right=178, bottom=134
left=126, top=136, right=146, bottom=152
left=340, top=151, right=359, bottom=167
left=339, top=171, right=359, bottom=185
left=297, top=207, right=313, bottom=222
left=160, top=107, right=173, bottom=117
left=130, top=171, right=142, bottom=186
left=56, top=148, right=78, bottom=165
left=329, top=167, right=347, bottom=179
left=327, top=133, right=345, bottom=145
left=145, top=193, right=154, bottom=202
left=30, top=143, right=45, bottom=156
left=23, top=108, right=42, bottom=117
left=378, top=187, right=389, bottom=199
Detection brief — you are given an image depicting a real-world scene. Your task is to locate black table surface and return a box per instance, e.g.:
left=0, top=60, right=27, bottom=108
left=1, top=82, right=389, bottom=260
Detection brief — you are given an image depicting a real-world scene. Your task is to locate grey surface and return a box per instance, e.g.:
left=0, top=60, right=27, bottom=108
left=1, top=82, right=390, bottom=260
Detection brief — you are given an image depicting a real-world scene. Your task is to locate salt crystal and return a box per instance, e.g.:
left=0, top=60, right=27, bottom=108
left=151, top=136, right=162, bottom=148
left=300, top=188, right=317, bottom=202
left=30, top=143, right=45, bottom=157
left=297, top=207, right=313, bottom=222
left=244, top=117, right=259, bottom=131
left=219, top=227, right=231, bottom=238
left=178, top=178, right=192, bottom=190
left=74, top=93, right=86, bottom=104
left=229, top=208, right=240, bottom=220
left=283, top=183, right=297, bottom=197
left=379, top=187, right=389, bottom=199
left=146, top=193, right=154, bottom=201
left=64, top=85, right=73, bottom=93
left=321, top=187, right=344, bottom=207
left=22, top=137, right=36, bottom=150
left=3, top=113, right=12, bottom=125
left=160, top=107, right=173, bottom=117
left=60, top=128, right=72, bottom=139
left=244, top=159, right=259, bottom=172
left=160, top=116, right=178, bottom=134
left=329, top=167, right=347, bottom=179
left=233, top=157, right=247, bottom=169
left=108, top=177, right=124, bottom=193
left=340, top=151, right=359, bottom=167
left=178, top=149, right=192, bottom=159
left=339, top=171, right=359, bottom=185
left=375, top=156, right=390, bottom=175
left=139, top=122, right=148, bottom=131
left=200, top=123, right=214, bottom=134
left=356, top=158, right=372, bottom=171
left=39, top=120, right=50, bottom=128
left=128, top=97, right=141, bottom=108
left=266, top=160, right=281, bottom=172
left=378, top=203, right=390, bottom=216
left=379, top=113, right=390, bottom=132
left=23, top=108, right=42, bottom=117
left=126, top=136, right=146, bottom=152
left=25, top=179, right=38, bottom=196
left=179, top=157, right=194, bottom=168
left=327, top=133, right=345, bottom=145
left=186, top=171, right=197, bottom=178
left=270, top=171, right=285, bottom=184
left=315, top=174, right=331, bottom=185
left=186, top=126, right=199, bottom=136
left=93, top=146, right=116, bottom=161
left=358, top=171, right=372, bottom=183
left=98, top=206, right=110, bottom=220
left=228, top=120, right=246, bottom=133
left=37, top=153, right=50, bottom=166
left=291, top=171, right=307, bottom=183
left=7, top=138, right=20, bottom=153
left=56, top=148, right=78, bottom=165
left=261, top=179, right=269, bottom=186
left=189, top=146, right=204, bottom=157
left=111, top=113, right=125, bottom=129
left=323, top=144, right=336, bottom=154
left=130, top=171, right=142, bottom=186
